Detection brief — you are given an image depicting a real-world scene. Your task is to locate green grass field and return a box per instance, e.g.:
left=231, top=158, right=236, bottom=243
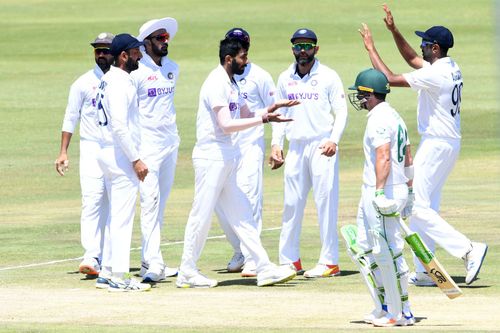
left=0, top=0, right=498, bottom=332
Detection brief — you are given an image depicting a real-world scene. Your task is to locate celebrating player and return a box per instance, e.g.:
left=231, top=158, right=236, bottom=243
left=55, top=32, right=114, bottom=277
left=176, top=38, right=299, bottom=288
left=347, top=68, right=415, bottom=326
left=358, top=4, right=487, bottom=286
left=94, top=34, right=151, bottom=292
left=215, top=28, right=278, bottom=278
left=132, top=17, right=180, bottom=283
left=270, top=28, right=348, bottom=277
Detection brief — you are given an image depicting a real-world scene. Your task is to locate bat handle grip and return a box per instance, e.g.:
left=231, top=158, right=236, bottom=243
left=396, top=215, right=413, bottom=237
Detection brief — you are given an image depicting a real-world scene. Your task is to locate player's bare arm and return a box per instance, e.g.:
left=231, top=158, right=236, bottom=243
left=358, top=23, right=410, bottom=88
left=319, top=141, right=337, bottom=157
left=55, top=131, right=72, bottom=176
left=382, top=4, right=423, bottom=69
left=373, top=142, right=397, bottom=215
left=133, top=159, right=148, bottom=182
left=269, top=144, right=284, bottom=170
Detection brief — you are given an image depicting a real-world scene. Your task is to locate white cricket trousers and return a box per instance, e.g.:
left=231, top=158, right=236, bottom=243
left=279, top=138, right=340, bottom=265
left=140, top=144, right=178, bottom=271
left=79, top=140, right=108, bottom=261
left=409, top=136, right=470, bottom=272
left=97, top=146, right=139, bottom=274
left=179, top=157, right=273, bottom=277
left=215, top=142, right=264, bottom=261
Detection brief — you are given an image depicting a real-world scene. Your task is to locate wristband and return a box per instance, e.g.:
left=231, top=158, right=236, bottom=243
left=404, top=165, right=414, bottom=180
left=408, top=186, right=413, bottom=194
left=375, top=189, right=385, bottom=197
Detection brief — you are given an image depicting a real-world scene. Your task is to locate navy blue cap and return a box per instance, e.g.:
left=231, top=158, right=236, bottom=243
left=415, top=26, right=454, bottom=48
left=110, top=33, right=144, bottom=56
left=225, top=27, right=250, bottom=43
left=290, top=28, right=317, bottom=43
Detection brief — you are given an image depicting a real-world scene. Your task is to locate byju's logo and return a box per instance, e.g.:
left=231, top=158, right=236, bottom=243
left=148, top=88, right=157, bottom=97
left=287, top=92, right=319, bottom=100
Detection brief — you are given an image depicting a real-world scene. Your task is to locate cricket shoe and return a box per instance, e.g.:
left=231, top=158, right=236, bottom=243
left=241, top=260, right=257, bottom=277
left=142, top=266, right=178, bottom=283
left=257, top=265, right=296, bottom=287
left=363, top=305, right=387, bottom=324
left=464, top=242, right=488, bottom=285
left=176, top=272, right=218, bottom=288
left=408, top=271, right=436, bottom=286
left=282, top=259, right=305, bottom=275
left=108, top=277, right=151, bottom=292
left=95, top=271, right=112, bottom=289
left=372, top=312, right=415, bottom=327
left=79, top=257, right=100, bottom=276
left=304, top=264, right=340, bottom=278
left=140, top=262, right=178, bottom=280
left=227, top=252, right=245, bottom=273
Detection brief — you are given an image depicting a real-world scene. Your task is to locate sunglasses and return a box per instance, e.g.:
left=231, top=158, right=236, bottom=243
left=148, top=32, right=170, bottom=43
left=225, top=30, right=250, bottom=43
left=420, top=40, right=436, bottom=48
left=292, top=43, right=316, bottom=52
left=94, top=47, right=111, bottom=55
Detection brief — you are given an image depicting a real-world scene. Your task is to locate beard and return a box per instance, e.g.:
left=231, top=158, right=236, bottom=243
left=152, top=43, right=168, bottom=57
left=231, top=59, right=245, bottom=75
left=294, top=52, right=315, bottom=66
left=96, top=57, right=112, bottom=73
left=125, top=56, right=139, bottom=72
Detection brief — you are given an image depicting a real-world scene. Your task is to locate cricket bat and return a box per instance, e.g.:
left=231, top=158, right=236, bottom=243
left=397, top=216, right=462, bottom=299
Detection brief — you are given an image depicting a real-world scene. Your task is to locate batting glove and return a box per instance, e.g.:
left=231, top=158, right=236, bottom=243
left=401, top=187, right=414, bottom=219
left=372, top=189, right=398, bottom=216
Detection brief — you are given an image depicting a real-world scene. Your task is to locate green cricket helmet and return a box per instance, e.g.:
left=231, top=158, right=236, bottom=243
left=348, top=68, right=390, bottom=111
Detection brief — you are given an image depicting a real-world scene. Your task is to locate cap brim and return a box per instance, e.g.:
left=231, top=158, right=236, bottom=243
left=138, top=17, right=178, bottom=42
left=415, top=30, right=430, bottom=40
left=348, top=85, right=358, bottom=91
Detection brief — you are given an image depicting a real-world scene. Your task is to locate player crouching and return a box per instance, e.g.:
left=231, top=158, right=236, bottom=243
left=343, top=69, right=415, bottom=326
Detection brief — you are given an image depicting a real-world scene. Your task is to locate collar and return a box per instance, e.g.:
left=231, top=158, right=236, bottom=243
left=93, top=64, right=105, bottom=78
left=293, top=58, right=319, bottom=77
left=366, top=101, right=389, bottom=118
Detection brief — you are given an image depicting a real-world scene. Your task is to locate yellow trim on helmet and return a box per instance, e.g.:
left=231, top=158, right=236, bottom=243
left=358, top=86, right=374, bottom=92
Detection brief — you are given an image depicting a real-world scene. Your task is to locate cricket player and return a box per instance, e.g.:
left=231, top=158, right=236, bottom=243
left=177, top=38, right=299, bottom=288
left=55, top=32, right=114, bottom=276
left=358, top=4, right=487, bottom=286
left=348, top=68, right=415, bottom=327
left=94, top=33, right=150, bottom=292
left=270, top=28, right=348, bottom=277
left=132, top=17, right=180, bottom=283
left=215, top=27, right=278, bottom=277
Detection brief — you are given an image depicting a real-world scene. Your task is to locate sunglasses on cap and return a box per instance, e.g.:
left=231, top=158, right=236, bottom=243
left=148, top=32, right=170, bottom=43
left=225, top=30, right=250, bottom=43
left=94, top=47, right=111, bottom=55
left=420, top=40, right=436, bottom=48
left=292, top=43, right=316, bottom=52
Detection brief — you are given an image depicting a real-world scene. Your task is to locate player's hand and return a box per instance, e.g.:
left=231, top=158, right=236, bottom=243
left=358, top=23, right=375, bottom=52
left=319, top=141, right=337, bottom=157
left=264, top=112, right=293, bottom=123
left=133, top=159, right=149, bottom=182
left=382, top=4, right=396, bottom=32
left=55, top=154, right=69, bottom=176
left=268, top=99, right=300, bottom=113
left=372, top=189, right=398, bottom=216
left=269, top=144, right=284, bottom=170
left=401, top=187, right=415, bottom=219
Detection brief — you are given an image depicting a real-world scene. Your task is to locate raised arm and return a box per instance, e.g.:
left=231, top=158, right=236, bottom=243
left=359, top=23, right=410, bottom=88
left=382, top=4, right=423, bottom=69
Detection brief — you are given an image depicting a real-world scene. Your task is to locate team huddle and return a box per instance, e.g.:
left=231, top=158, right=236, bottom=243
left=55, top=4, right=487, bottom=327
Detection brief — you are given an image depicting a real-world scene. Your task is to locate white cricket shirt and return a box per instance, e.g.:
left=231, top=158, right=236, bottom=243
left=95, top=66, right=140, bottom=162
left=272, top=59, right=348, bottom=148
left=362, top=102, right=410, bottom=187
left=403, top=57, right=462, bottom=139
left=233, top=63, right=277, bottom=149
left=131, top=53, right=180, bottom=153
left=192, top=65, right=245, bottom=161
left=61, top=65, right=104, bottom=142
